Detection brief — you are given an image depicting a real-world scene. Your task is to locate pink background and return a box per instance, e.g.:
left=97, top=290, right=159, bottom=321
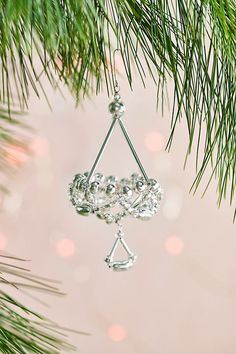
left=0, top=75, right=235, bottom=354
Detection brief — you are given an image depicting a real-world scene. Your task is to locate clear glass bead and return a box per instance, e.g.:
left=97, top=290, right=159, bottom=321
left=69, top=172, right=163, bottom=224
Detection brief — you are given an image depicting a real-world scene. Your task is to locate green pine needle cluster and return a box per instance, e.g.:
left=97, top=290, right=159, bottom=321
left=0, top=254, right=78, bottom=353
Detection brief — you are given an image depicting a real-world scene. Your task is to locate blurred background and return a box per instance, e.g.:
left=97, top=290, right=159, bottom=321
left=0, top=73, right=235, bottom=354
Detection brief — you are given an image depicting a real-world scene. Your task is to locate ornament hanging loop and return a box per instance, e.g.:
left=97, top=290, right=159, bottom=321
left=114, top=80, right=120, bottom=94
left=112, top=48, right=121, bottom=95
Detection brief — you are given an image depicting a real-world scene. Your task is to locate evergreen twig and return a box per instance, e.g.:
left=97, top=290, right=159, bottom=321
left=0, top=254, right=80, bottom=353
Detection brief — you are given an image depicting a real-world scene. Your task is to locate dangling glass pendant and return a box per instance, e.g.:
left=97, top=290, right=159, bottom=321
left=68, top=85, right=163, bottom=271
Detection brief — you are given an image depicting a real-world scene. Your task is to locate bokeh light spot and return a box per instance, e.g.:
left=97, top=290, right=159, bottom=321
left=108, top=325, right=127, bottom=342
left=0, top=233, right=7, bottom=251
left=56, top=238, right=75, bottom=258
left=165, top=236, right=184, bottom=255
left=144, top=131, right=165, bottom=152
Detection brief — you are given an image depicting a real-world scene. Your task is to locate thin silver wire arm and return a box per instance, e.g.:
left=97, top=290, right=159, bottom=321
left=86, top=118, right=117, bottom=183
left=118, top=118, right=150, bottom=183
left=105, top=237, right=120, bottom=261
left=119, top=237, right=134, bottom=257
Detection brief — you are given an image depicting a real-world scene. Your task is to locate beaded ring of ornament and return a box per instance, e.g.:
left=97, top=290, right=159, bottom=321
left=69, top=172, right=163, bottom=224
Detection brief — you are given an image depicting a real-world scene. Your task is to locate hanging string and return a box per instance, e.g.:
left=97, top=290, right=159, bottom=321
left=112, top=5, right=121, bottom=94
left=113, top=48, right=120, bottom=94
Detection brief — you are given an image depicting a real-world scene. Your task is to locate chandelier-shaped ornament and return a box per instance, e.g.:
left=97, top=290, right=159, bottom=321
left=68, top=84, right=163, bottom=271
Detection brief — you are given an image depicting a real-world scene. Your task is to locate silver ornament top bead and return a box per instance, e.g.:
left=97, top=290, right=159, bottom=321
left=109, top=97, right=126, bottom=117
left=136, top=180, right=146, bottom=192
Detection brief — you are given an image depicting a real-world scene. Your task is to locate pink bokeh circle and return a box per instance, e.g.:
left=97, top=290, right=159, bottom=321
left=144, top=131, right=165, bottom=152
left=56, top=238, right=75, bottom=258
left=108, top=325, right=127, bottom=342
left=165, top=235, right=184, bottom=255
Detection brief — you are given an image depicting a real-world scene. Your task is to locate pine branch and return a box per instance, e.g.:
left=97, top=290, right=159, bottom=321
left=0, top=254, right=79, bottom=353
left=165, top=0, right=236, bottom=217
